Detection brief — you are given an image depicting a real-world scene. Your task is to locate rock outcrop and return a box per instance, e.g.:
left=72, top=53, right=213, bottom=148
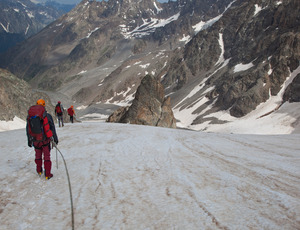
left=107, top=75, right=176, bottom=128
left=283, top=73, right=300, bottom=103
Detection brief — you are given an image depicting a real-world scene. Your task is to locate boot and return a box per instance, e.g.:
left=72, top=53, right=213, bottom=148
left=46, top=174, right=53, bottom=180
left=44, top=160, right=52, bottom=178
left=38, top=168, right=43, bottom=176
left=35, top=159, right=43, bottom=175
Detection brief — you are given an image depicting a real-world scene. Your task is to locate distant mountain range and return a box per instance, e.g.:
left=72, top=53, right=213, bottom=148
left=0, top=0, right=299, bottom=131
left=42, top=1, right=76, bottom=13
left=0, top=0, right=75, bottom=53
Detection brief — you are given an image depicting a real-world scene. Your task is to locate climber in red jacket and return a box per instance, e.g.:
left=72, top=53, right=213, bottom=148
left=67, top=105, right=76, bottom=123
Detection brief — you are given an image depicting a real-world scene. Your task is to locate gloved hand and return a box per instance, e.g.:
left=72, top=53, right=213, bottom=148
left=55, top=139, right=58, bottom=145
left=28, top=141, right=32, bottom=148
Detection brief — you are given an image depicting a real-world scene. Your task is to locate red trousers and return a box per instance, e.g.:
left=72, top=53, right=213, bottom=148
left=34, top=141, right=52, bottom=177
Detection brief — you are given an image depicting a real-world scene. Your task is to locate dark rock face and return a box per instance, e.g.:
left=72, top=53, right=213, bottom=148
left=107, top=75, right=176, bottom=128
left=162, top=0, right=300, bottom=123
left=283, top=74, right=300, bottom=103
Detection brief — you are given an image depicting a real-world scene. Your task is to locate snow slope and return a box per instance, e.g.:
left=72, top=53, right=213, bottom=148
left=0, top=122, right=299, bottom=229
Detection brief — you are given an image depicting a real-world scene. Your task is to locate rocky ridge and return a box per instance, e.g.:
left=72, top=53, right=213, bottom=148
left=0, top=0, right=299, bottom=131
left=0, top=0, right=232, bottom=94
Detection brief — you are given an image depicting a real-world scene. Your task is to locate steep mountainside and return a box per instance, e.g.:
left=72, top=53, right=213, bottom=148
left=0, top=0, right=67, bottom=53
left=0, top=68, right=54, bottom=121
left=0, top=0, right=232, bottom=102
left=160, top=0, right=300, bottom=128
left=0, top=0, right=299, bottom=131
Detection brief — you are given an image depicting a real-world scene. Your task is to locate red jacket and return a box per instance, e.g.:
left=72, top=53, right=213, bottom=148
left=26, top=108, right=58, bottom=145
left=68, top=107, right=75, bottom=116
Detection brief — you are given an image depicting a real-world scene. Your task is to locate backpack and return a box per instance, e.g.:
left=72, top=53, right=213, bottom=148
left=27, top=105, right=53, bottom=141
left=55, top=104, right=62, bottom=114
left=68, top=108, right=74, bottom=116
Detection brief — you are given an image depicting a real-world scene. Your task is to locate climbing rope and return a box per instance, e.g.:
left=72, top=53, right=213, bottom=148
left=56, top=146, right=58, bottom=169
left=52, top=141, right=74, bottom=230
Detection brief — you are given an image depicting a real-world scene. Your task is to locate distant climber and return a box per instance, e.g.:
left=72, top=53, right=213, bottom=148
left=26, top=99, right=58, bottom=180
left=67, top=105, right=76, bottom=123
left=55, top=101, right=64, bottom=127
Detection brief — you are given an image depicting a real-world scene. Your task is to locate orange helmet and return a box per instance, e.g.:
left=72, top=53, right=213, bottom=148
left=71, top=105, right=74, bottom=108
left=36, top=99, right=45, bottom=107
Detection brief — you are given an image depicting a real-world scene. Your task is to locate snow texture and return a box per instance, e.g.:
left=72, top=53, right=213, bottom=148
left=0, top=122, right=299, bottom=229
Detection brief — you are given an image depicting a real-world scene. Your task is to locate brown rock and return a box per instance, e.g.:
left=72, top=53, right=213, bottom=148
left=107, top=74, right=176, bottom=128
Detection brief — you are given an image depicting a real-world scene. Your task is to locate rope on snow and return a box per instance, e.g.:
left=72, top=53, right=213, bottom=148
left=56, top=147, right=58, bottom=169
left=52, top=141, right=74, bottom=230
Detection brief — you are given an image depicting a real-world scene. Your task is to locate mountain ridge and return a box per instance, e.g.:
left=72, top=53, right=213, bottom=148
left=0, top=0, right=299, bottom=132
left=0, top=0, right=72, bottom=53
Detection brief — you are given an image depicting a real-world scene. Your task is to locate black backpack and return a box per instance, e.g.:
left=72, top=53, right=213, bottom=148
left=27, top=105, right=47, bottom=141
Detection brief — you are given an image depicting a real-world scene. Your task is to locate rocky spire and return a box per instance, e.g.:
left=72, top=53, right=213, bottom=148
left=107, top=74, right=177, bottom=128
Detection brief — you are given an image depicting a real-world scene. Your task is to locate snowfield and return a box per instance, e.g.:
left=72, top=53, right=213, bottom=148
left=0, top=122, right=299, bottom=229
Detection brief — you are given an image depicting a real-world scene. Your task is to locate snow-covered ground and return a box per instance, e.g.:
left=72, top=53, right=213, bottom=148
left=0, top=120, right=299, bottom=229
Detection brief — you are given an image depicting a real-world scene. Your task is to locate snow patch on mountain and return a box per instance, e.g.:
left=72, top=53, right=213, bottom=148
left=86, top=27, right=99, bottom=38
left=179, top=34, right=191, bottom=44
left=0, top=117, right=25, bottom=132
left=193, top=0, right=236, bottom=34
left=153, top=2, right=162, bottom=13
left=233, top=62, right=254, bottom=73
left=27, top=11, right=34, bottom=18
left=140, top=63, right=151, bottom=69
left=121, top=13, right=180, bottom=39
left=175, top=65, right=300, bottom=133
left=254, top=4, right=262, bottom=16
left=18, top=1, right=28, bottom=8
left=78, top=70, right=87, bottom=75
left=0, top=22, right=10, bottom=32
left=76, top=105, right=87, bottom=110
left=25, top=24, right=30, bottom=35
left=193, top=15, right=222, bottom=34
left=80, top=113, right=107, bottom=120
left=101, top=85, right=136, bottom=107
left=215, top=33, right=225, bottom=66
